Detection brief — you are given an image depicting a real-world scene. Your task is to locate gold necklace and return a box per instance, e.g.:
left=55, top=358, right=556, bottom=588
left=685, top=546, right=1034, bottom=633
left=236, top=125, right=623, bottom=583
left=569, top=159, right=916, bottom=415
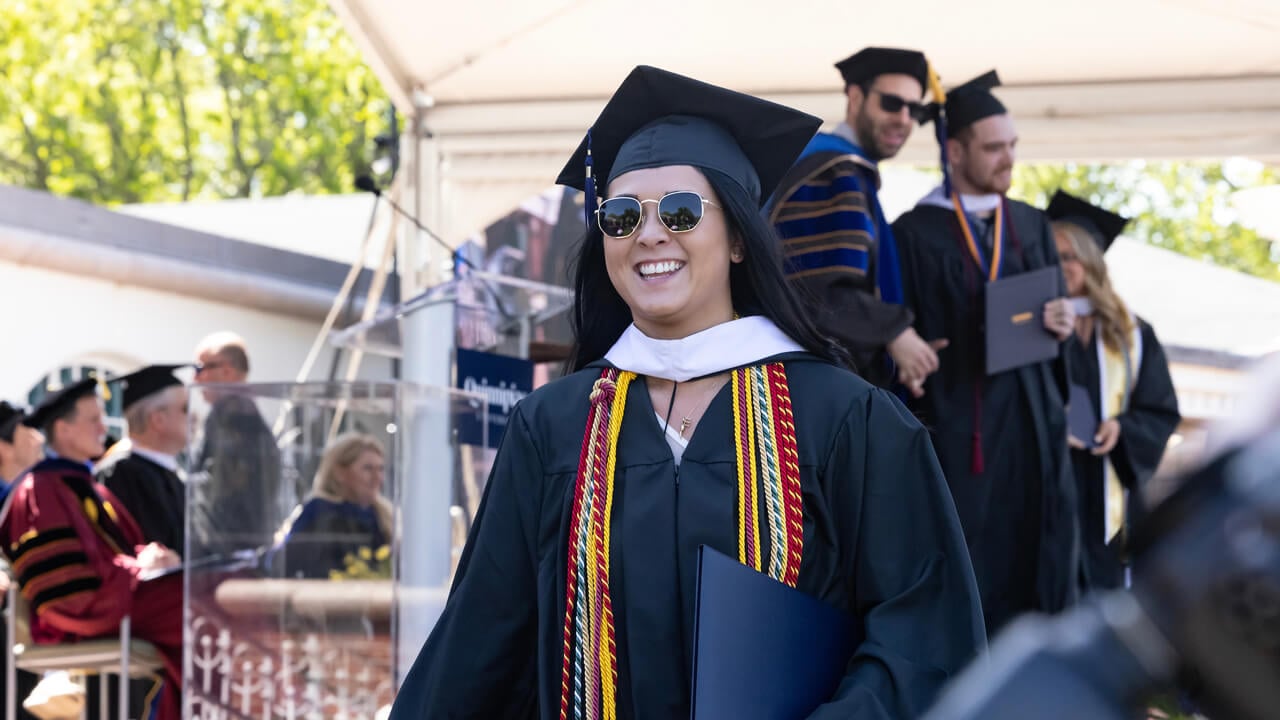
left=678, top=416, right=694, bottom=437
left=674, top=378, right=725, bottom=438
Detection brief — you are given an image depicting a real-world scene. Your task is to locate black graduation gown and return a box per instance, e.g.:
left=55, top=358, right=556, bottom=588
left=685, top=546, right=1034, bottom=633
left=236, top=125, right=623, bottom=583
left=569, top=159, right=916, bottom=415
left=97, top=450, right=186, bottom=555
left=1064, top=318, right=1180, bottom=591
left=893, top=199, right=1079, bottom=634
left=190, top=394, right=282, bottom=555
left=391, top=354, right=985, bottom=720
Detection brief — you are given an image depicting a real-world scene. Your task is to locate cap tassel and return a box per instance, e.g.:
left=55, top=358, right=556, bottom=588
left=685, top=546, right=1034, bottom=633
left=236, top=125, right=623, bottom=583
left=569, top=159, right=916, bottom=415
left=926, top=64, right=952, bottom=196
left=584, top=129, right=598, bottom=231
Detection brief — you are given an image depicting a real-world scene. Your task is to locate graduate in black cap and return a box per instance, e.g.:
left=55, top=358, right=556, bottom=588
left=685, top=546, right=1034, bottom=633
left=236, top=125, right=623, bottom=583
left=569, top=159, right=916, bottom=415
left=1049, top=191, right=1180, bottom=591
left=390, top=65, right=982, bottom=720
left=96, top=364, right=191, bottom=556
left=770, top=47, right=945, bottom=389
left=893, top=71, right=1081, bottom=635
left=0, top=377, right=185, bottom=720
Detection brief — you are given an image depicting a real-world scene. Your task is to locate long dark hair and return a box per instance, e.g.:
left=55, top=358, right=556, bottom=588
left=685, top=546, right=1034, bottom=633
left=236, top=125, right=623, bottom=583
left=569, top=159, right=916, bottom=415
left=567, top=167, right=851, bottom=372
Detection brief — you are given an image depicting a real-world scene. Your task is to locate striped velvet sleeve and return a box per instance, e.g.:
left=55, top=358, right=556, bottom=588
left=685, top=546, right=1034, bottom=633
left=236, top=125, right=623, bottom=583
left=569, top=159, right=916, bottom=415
left=11, top=526, right=102, bottom=615
left=773, top=157, right=877, bottom=283
left=4, top=477, right=134, bottom=637
left=770, top=156, right=914, bottom=368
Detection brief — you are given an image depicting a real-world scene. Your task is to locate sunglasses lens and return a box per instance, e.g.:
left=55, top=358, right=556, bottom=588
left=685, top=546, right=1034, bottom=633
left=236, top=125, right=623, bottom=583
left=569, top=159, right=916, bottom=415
left=879, top=92, right=930, bottom=123
left=658, top=191, right=705, bottom=232
left=598, top=198, right=641, bottom=238
left=878, top=93, right=905, bottom=114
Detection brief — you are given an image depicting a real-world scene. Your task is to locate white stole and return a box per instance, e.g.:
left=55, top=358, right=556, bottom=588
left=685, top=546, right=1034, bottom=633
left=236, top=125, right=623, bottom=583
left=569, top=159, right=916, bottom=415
left=1097, top=318, right=1143, bottom=542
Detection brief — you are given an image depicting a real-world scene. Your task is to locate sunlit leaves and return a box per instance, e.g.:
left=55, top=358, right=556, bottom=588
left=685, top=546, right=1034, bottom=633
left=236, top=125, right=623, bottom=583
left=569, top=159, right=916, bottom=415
left=0, top=0, right=388, bottom=203
left=1012, top=160, right=1280, bottom=281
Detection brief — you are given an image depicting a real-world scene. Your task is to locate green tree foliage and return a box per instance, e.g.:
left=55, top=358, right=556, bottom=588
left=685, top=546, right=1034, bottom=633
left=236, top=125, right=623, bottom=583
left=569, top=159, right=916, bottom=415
left=1012, top=160, right=1280, bottom=281
left=0, top=0, right=388, bottom=203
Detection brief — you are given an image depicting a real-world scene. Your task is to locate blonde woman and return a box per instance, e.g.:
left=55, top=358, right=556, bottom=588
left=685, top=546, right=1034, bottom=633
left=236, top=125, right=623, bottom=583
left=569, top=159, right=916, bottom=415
left=274, top=433, right=392, bottom=579
left=1048, top=191, right=1180, bottom=591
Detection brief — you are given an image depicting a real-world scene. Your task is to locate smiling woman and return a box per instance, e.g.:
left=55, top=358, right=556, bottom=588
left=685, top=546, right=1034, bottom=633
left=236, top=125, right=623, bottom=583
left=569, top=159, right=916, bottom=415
left=391, top=66, right=985, bottom=720
left=601, top=165, right=737, bottom=340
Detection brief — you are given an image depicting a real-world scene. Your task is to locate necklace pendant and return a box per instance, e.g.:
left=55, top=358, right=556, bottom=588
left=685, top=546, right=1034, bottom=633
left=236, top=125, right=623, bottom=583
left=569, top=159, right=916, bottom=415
left=679, top=417, right=692, bottom=436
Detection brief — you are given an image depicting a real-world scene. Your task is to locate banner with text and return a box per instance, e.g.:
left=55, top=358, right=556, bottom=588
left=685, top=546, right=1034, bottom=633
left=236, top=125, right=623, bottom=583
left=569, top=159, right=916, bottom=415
left=455, top=348, right=534, bottom=448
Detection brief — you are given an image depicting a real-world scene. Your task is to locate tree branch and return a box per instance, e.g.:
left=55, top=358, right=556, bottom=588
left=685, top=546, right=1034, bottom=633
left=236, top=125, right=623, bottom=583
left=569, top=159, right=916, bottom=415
left=0, top=151, right=37, bottom=180
left=163, top=1, right=195, bottom=201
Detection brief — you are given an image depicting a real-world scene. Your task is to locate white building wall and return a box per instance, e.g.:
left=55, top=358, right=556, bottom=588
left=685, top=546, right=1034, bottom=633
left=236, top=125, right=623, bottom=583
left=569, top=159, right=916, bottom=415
left=0, top=259, right=394, bottom=401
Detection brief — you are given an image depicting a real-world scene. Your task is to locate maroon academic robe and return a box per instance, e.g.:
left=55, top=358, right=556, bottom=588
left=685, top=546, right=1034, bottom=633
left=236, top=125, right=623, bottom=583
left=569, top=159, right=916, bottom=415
left=1, top=457, right=183, bottom=720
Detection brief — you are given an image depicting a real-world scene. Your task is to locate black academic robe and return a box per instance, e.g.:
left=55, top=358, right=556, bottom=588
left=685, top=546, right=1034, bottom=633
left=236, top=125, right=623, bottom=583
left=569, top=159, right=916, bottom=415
left=97, top=450, right=186, bottom=556
left=189, top=394, right=282, bottom=555
left=1065, top=318, right=1180, bottom=591
left=894, top=199, right=1079, bottom=634
left=391, top=354, right=985, bottom=720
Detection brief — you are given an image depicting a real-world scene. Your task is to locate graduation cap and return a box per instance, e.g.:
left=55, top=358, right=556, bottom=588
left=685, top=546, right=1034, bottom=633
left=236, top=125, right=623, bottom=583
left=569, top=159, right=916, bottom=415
left=556, top=65, right=823, bottom=221
left=834, top=47, right=929, bottom=90
left=23, top=378, right=100, bottom=431
left=945, top=70, right=1007, bottom=137
left=0, top=401, right=28, bottom=442
left=1046, top=190, right=1130, bottom=252
left=109, top=364, right=190, bottom=411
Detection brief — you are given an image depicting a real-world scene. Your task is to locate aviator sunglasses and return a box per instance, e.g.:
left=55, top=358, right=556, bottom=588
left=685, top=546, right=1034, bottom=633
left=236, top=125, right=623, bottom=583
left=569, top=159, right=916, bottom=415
left=596, top=191, right=721, bottom=239
left=869, top=89, right=931, bottom=124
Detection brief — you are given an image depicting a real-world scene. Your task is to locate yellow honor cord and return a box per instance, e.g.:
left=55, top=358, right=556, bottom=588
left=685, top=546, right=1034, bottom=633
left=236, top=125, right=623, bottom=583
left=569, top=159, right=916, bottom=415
left=597, top=372, right=631, bottom=720
left=732, top=371, right=748, bottom=564
left=744, top=373, right=761, bottom=571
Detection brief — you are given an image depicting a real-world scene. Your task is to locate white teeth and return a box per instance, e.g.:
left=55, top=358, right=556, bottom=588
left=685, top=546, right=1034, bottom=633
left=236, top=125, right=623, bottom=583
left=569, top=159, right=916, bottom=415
left=638, top=261, right=684, bottom=277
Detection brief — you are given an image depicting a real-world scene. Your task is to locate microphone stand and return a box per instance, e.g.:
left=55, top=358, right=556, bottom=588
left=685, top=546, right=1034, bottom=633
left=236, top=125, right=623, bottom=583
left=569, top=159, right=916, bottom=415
left=355, top=176, right=476, bottom=277
left=355, top=177, right=518, bottom=326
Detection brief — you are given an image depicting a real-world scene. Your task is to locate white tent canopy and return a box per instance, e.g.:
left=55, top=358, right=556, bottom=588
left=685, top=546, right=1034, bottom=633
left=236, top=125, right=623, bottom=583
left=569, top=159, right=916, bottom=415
left=330, top=0, right=1280, bottom=271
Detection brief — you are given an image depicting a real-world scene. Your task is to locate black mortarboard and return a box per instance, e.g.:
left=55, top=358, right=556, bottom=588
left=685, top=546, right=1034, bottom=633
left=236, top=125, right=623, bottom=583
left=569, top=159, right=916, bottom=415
left=945, top=70, right=1007, bottom=137
left=1046, top=190, right=1130, bottom=252
left=108, top=364, right=189, bottom=411
left=556, top=66, right=822, bottom=215
left=835, top=47, right=929, bottom=90
left=0, top=401, right=28, bottom=442
left=23, top=378, right=99, bottom=431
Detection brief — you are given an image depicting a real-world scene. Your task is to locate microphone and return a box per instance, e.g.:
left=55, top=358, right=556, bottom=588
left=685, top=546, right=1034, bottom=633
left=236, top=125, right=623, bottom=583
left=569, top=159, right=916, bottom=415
left=354, top=175, right=477, bottom=274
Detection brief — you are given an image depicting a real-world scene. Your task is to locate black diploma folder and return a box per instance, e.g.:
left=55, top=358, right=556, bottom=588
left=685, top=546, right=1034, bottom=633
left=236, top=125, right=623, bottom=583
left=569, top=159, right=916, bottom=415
left=1068, top=383, right=1101, bottom=449
left=690, top=545, right=855, bottom=720
left=984, top=265, right=1062, bottom=375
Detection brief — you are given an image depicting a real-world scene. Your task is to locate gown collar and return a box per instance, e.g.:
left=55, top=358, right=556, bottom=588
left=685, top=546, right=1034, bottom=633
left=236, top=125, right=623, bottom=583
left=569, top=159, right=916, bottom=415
left=916, top=184, right=1002, bottom=213
left=131, top=444, right=180, bottom=473
left=604, top=316, right=804, bottom=382
left=831, top=123, right=860, bottom=152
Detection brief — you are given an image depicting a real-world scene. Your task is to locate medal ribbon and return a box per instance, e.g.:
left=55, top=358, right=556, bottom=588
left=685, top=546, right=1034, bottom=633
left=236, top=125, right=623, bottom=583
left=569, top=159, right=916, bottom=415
left=951, top=192, right=1004, bottom=281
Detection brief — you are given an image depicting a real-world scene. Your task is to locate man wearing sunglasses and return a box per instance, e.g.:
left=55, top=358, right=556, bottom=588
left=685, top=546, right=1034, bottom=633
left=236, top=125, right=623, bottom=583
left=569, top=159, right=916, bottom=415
left=770, top=47, right=946, bottom=391
left=188, top=331, right=283, bottom=558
